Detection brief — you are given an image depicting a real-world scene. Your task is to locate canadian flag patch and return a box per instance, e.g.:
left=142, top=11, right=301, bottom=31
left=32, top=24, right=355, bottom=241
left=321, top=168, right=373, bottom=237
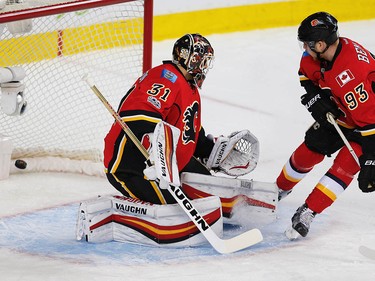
left=336, top=69, right=355, bottom=87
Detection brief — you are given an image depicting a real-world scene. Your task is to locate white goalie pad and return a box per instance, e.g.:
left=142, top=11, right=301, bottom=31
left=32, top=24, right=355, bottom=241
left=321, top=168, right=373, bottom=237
left=181, top=172, right=278, bottom=227
left=76, top=195, right=223, bottom=248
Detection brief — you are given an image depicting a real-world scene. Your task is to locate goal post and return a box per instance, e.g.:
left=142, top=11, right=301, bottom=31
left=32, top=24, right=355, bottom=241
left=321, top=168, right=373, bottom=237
left=0, top=0, right=153, bottom=172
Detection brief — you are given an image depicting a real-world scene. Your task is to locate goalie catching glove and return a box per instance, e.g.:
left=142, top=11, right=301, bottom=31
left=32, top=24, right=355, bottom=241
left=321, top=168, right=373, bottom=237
left=206, top=130, right=259, bottom=176
left=143, top=121, right=181, bottom=189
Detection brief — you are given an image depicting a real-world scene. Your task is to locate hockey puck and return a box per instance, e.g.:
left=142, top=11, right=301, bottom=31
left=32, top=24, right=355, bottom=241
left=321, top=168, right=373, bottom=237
left=15, top=159, right=27, bottom=169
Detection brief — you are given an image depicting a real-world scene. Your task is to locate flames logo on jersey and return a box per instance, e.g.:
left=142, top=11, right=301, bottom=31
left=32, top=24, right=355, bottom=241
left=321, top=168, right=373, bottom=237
left=182, top=101, right=199, bottom=144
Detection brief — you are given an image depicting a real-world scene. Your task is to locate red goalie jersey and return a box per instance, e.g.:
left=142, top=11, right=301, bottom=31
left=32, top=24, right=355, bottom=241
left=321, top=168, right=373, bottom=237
left=299, top=37, right=375, bottom=131
left=104, top=61, right=209, bottom=175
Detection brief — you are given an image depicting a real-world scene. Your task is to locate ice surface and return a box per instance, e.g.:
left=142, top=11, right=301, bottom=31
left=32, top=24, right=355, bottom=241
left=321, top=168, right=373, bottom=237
left=2, top=20, right=375, bottom=281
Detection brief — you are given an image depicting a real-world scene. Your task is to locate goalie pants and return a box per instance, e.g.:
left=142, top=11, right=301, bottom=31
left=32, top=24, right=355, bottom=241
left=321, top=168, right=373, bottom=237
left=276, top=122, right=362, bottom=213
left=107, top=157, right=211, bottom=204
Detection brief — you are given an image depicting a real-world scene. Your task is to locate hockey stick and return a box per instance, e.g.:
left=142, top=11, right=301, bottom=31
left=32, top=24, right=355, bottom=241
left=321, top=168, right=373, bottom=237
left=82, top=75, right=263, bottom=254
left=326, top=113, right=360, bottom=165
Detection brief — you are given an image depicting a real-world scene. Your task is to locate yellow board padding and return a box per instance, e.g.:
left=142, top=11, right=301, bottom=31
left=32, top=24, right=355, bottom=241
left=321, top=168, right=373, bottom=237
left=153, top=0, right=375, bottom=41
left=0, top=18, right=143, bottom=66
left=1, top=0, right=375, bottom=65
left=61, top=19, right=143, bottom=56
left=0, top=32, right=58, bottom=65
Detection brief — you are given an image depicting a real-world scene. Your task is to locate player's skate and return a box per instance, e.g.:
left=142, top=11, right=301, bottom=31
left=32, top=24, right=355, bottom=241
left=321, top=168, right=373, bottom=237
left=278, top=188, right=292, bottom=201
left=291, top=203, right=316, bottom=237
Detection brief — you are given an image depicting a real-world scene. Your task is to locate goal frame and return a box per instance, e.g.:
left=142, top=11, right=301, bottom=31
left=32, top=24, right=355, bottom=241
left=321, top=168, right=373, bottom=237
left=0, top=0, right=153, bottom=73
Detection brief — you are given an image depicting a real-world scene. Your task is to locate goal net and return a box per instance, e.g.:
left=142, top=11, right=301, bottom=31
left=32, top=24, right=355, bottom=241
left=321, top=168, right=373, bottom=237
left=0, top=0, right=153, bottom=174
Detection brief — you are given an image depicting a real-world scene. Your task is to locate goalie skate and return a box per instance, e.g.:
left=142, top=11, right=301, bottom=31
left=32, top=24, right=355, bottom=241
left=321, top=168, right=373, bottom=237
left=285, top=225, right=300, bottom=240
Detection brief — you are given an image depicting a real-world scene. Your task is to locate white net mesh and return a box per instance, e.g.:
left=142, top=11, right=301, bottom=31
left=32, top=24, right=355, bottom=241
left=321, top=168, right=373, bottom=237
left=0, top=0, right=146, bottom=162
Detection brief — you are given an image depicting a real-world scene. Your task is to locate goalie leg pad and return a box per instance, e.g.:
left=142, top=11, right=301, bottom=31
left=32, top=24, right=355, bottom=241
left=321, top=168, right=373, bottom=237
left=181, top=172, right=278, bottom=227
left=76, top=196, right=113, bottom=242
left=77, top=195, right=223, bottom=247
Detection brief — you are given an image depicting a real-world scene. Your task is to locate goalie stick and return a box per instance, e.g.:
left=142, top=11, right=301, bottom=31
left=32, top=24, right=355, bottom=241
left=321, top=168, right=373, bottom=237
left=82, top=75, right=263, bottom=254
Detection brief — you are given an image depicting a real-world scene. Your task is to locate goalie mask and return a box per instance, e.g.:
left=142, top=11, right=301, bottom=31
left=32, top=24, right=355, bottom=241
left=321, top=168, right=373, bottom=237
left=172, top=33, right=214, bottom=89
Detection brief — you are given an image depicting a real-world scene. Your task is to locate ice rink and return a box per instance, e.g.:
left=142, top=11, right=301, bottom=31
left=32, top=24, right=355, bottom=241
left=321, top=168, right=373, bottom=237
left=2, top=19, right=375, bottom=280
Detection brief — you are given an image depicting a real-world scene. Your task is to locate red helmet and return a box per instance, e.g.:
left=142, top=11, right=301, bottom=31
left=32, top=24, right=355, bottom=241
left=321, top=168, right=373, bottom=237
left=172, top=34, right=214, bottom=88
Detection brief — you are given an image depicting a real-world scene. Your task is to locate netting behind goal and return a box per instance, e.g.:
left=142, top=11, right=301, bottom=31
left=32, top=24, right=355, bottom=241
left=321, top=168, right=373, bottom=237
left=0, top=0, right=152, bottom=164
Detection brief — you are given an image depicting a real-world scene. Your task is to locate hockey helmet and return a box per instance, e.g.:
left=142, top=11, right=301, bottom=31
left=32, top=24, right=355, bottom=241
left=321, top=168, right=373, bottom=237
left=298, top=12, right=338, bottom=51
left=172, top=33, right=214, bottom=88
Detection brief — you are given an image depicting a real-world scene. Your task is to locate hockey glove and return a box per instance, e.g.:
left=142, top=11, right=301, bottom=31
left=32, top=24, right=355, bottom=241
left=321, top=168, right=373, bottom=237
left=300, top=89, right=342, bottom=128
left=206, top=130, right=259, bottom=176
left=358, top=133, right=375, bottom=192
left=358, top=154, right=375, bottom=193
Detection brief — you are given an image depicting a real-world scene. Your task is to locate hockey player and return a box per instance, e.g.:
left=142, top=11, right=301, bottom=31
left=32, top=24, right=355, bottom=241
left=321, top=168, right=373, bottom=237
left=103, top=33, right=258, bottom=205
left=277, top=12, right=375, bottom=238
left=78, top=34, right=275, bottom=246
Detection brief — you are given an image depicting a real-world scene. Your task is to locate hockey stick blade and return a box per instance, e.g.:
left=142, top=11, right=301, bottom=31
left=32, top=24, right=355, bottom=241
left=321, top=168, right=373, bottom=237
left=359, top=245, right=375, bottom=260
left=168, top=184, right=263, bottom=254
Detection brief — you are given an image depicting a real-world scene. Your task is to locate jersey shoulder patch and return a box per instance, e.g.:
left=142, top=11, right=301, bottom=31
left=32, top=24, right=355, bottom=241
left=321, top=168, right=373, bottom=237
left=161, top=69, right=178, bottom=83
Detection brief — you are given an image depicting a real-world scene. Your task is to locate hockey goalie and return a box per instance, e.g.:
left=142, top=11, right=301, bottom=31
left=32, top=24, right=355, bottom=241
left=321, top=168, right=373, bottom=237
left=76, top=121, right=277, bottom=248
left=76, top=33, right=277, bottom=248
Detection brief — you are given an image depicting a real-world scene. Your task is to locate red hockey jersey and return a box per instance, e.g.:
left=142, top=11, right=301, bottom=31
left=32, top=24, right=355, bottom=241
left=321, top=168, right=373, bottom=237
left=104, top=61, right=203, bottom=173
left=299, top=37, right=375, bottom=132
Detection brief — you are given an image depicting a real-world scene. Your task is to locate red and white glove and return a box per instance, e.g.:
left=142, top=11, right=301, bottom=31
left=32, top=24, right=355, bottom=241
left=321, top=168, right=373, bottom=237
left=206, top=130, right=259, bottom=176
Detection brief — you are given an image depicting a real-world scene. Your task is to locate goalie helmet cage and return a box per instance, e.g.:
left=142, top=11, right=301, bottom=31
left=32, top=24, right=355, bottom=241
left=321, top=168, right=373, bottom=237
left=0, top=0, right=153, bottom=164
